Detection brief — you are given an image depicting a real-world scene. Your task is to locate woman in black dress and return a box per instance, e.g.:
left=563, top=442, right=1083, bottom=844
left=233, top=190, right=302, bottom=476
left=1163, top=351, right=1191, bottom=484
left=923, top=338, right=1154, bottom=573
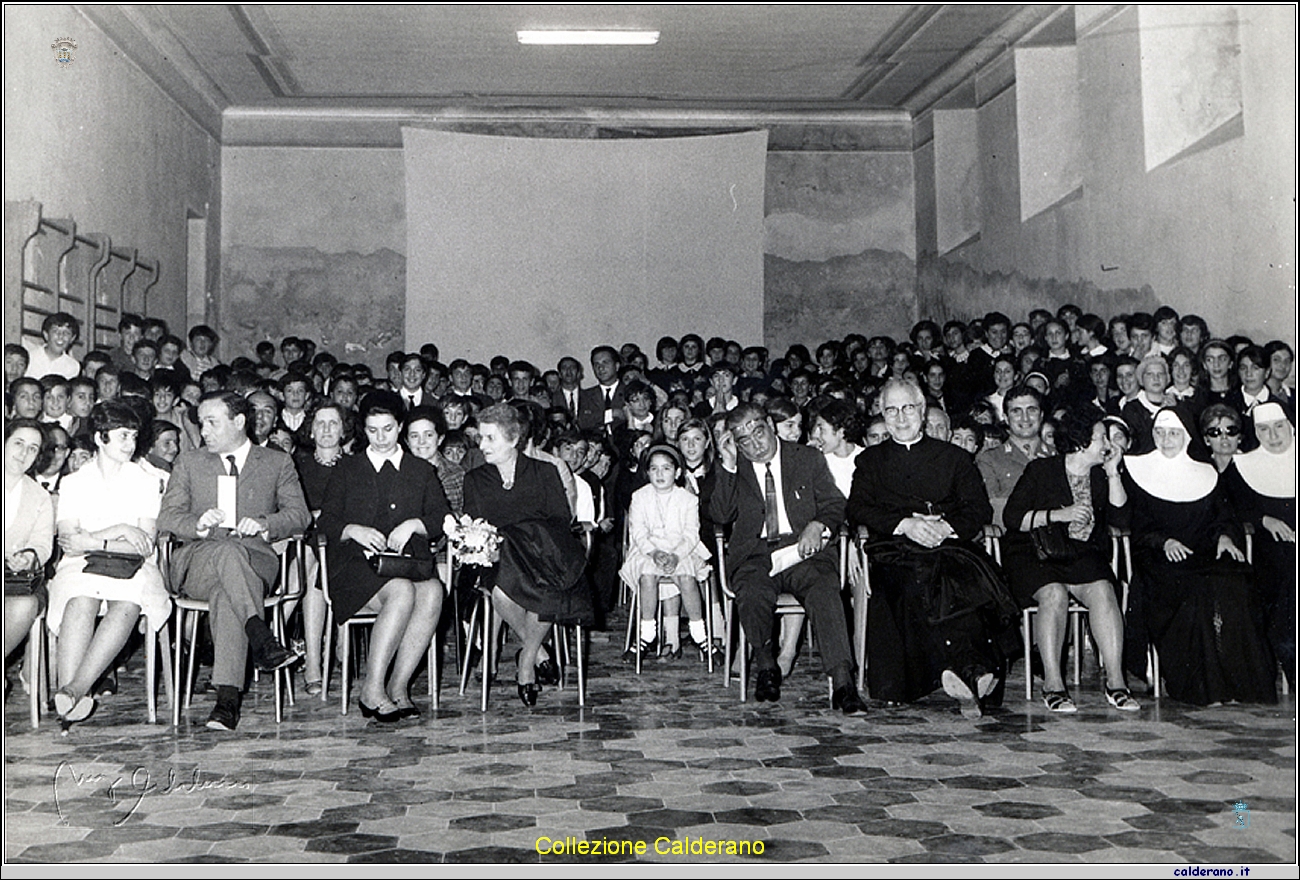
left=1004, top=408, right=1137, bottom=712
left=462, top=404, right=589, bottom=707
left=317, top=391, right=450, bottom=720
left=1123, top=407, right=1276, bottom=705
left=291, top=400, right=351, bottom=695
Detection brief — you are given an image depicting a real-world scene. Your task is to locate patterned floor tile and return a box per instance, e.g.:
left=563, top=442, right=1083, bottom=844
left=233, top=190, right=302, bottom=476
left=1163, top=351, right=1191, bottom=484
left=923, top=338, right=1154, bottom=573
left=5, top=613, right=1295, bottom=865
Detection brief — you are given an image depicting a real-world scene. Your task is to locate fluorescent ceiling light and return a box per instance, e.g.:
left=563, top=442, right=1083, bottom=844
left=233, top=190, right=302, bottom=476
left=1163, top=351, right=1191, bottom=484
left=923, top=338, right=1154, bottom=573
left=517, top=30, right=659, bottom=45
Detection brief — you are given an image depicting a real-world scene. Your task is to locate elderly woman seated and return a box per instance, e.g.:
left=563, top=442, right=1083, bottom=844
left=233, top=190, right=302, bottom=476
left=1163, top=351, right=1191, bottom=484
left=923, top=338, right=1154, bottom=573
left=462, top=404, right=592, bottom=708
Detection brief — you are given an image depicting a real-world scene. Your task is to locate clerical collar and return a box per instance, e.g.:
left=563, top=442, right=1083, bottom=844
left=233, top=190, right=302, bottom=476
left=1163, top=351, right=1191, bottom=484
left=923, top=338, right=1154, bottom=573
left=366, top=446, right=403, bottom=471
left=891, top=433, right=924, bottom=450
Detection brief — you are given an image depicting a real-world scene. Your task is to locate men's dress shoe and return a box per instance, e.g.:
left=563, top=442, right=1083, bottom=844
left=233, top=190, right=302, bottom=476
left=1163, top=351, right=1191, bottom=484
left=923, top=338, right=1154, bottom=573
left=941, top=669, right=981, bottom=720
left=206, top=699, right=241, bottom=731
left=754, top=669, right=782, bottom=703
left=254, top=640, right=302, bottom=673
left=832, top=685, right=867, bottom=716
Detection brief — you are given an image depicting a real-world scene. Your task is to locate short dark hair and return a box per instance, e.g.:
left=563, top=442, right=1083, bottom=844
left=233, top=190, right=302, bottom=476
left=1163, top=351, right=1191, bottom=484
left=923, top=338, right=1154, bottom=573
left=42, top=312, right=80, bottom=337
left=1004, top=383, right=1046, bottom=411
left=359, top=389, right=404, bottom=423
left=1054, top=405, right=1106, bottom=455
left=188, top=324, right=219, bottom=344
left=403, top=405, right=447, bottom=437
left=118, top=313, right=145, bottom=332
left=655, top=336, right=679, bottom=361
left=199, top=389, right=253, bottom=434
left=5, top=343, right=29, bottom=365
left=1199, top=402, right=1243, bottom=434
left=589, top=345, right=620, bottom=365
left=90, top=399, right=142, bottom=440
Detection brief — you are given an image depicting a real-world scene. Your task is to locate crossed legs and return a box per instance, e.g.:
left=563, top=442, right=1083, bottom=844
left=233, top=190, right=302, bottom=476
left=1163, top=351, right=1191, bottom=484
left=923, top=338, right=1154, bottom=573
left=491, top=586, right=550, bottom=686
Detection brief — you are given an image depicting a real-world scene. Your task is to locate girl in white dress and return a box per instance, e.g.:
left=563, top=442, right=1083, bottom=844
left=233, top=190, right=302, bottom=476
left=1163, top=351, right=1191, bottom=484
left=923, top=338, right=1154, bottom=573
left=619, top=444, right=711, bottom=658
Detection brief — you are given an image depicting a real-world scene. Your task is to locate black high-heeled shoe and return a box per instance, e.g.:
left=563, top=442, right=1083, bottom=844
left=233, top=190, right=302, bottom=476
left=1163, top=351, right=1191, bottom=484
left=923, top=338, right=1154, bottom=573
left=358, top=699, right=401, bottom=722
left=517, top=681, right=540, bottom=708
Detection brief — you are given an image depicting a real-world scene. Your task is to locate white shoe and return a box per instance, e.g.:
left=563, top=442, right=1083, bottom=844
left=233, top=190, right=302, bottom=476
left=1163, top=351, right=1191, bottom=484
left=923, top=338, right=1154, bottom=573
left=941, top=669, right=981, bottom=719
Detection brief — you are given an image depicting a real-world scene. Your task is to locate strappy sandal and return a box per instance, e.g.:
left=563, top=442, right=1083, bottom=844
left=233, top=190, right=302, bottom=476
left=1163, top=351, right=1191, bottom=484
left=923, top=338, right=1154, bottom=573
left=1043, top=689, right=1077, bottom=714
left=1106, top=687, right=1141, bottom=712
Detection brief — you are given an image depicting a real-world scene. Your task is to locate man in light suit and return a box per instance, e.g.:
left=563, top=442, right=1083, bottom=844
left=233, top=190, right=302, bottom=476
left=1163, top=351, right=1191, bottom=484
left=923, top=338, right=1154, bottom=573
left=577, top=345, right=625, bottom=433
left=159, top=390, right=311, bottom=731
left=710, top=403, right=866, bottom=714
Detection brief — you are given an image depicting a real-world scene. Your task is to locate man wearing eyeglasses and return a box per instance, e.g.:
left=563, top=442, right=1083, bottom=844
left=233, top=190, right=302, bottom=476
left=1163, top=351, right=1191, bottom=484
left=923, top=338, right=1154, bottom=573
left=847, top=379, right=1016, bottom=719
left=711, top=403, right=866, bottom=714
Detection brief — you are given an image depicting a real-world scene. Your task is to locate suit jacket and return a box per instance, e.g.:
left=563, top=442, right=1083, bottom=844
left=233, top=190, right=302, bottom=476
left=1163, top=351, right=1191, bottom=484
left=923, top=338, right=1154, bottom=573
left=709, top=440, right=845, bottom=576
left=398, top=388, right=430, bottom=411
left=577, top=382, right=626, bottom=433
left=158, top=445, right=311, bottom=572
left=552, top=386, right=583, bottom=419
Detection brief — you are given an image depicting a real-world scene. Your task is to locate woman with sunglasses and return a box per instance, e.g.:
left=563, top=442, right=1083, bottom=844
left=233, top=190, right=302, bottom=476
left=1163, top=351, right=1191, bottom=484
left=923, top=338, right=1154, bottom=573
left=1200, top=404, right=1245, bottom=473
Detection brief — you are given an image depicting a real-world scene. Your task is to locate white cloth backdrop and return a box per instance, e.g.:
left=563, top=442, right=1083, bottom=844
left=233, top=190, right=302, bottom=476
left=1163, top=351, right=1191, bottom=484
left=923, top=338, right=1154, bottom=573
left=403, top=127, right=767, bottom=370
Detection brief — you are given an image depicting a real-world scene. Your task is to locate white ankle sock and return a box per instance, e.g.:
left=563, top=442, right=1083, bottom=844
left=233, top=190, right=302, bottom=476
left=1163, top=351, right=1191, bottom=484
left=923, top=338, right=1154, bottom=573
left=639, top=619, right=658, bottom=645
left=688, top=619, right=708, bottom=646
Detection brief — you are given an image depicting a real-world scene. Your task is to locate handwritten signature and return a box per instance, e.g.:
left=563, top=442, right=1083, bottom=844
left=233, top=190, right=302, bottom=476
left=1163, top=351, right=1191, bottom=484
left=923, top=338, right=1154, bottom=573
left=54, top=761, right=253, bottom=826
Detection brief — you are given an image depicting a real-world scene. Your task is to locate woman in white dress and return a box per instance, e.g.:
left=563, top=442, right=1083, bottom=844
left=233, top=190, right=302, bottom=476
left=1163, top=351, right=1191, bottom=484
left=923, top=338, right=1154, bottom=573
left=48, top=401, right=170, bottom=725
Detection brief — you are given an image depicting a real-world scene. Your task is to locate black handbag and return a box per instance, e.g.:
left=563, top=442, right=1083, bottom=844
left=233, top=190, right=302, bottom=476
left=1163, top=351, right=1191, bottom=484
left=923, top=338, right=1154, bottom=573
left=83, top=550, right=146, bottom=579
left=368, top=552, right=434, bottom=581
left=4, top=565, right=43, bottom=596
left=1029, top=511, right=1075, bottom=562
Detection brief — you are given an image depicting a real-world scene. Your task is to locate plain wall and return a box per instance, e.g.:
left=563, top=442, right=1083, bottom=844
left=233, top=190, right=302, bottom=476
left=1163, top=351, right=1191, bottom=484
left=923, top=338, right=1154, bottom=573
left=4, top=5, right=221, bottom=343
left=930, top=5, right=1295, bottom=343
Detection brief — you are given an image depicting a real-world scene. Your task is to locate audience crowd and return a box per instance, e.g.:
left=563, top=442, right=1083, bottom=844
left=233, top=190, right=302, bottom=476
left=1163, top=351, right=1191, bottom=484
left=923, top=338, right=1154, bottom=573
left=4, top=303, right=1295, bottom=729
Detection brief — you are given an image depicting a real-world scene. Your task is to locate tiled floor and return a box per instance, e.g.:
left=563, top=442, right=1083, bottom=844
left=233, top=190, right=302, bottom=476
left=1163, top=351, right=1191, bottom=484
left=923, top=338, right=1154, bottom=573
left=4, top=623, right=1296, bottom=865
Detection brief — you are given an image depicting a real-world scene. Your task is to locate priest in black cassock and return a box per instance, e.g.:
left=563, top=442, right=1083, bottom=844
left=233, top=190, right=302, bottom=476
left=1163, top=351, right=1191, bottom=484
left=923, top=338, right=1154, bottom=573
left=848, top=379, right=1018, bottom=718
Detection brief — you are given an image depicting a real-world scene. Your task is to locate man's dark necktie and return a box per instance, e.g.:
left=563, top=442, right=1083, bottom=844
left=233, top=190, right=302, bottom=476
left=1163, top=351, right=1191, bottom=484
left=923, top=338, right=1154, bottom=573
left=226, top=455, right=239, bottom=477
left=764, top=462, right=779, bottom=540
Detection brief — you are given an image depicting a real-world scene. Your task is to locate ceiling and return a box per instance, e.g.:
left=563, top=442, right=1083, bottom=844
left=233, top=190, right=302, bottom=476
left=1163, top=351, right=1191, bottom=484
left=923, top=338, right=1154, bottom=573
left=79, top=4, right=1072, bottom=144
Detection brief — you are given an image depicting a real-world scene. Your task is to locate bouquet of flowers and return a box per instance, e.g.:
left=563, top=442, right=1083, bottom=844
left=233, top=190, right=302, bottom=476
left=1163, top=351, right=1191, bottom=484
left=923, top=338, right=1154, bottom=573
left=443, top=514, right=503, bottom=567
